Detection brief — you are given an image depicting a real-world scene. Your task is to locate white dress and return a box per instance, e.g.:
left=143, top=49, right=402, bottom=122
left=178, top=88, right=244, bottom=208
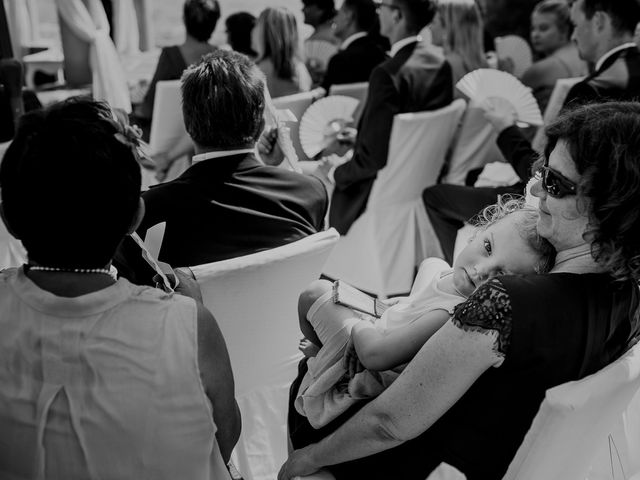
left=296, top=258, right=465, bottom=428
left=0, top=267, right=230, bottom=480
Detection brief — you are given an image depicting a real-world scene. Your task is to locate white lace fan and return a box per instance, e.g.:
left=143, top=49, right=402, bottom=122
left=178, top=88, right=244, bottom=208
left=304, top=39, right=338, bottom=70
left=456, top=69, right=543, bottom=126
left=299, top=95, right=359, bottom=158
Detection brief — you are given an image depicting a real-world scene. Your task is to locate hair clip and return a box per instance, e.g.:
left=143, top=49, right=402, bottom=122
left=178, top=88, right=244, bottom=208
left=110, top=108, right=154, bottom=169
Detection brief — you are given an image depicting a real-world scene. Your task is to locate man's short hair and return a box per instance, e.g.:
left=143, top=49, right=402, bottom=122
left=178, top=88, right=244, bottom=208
left=395, top=0, right=437, bottom=33
left=183, top=0, right=221, bottom=42
left=302, top=0, right=337, bottom=23
left=343, top=0, right=378, bottom=32
left=578, top=0, right=640, bottom=35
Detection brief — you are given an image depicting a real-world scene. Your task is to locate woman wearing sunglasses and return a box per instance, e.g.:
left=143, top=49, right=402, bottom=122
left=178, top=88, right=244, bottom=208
left=280, top=101, right=640, bottom=480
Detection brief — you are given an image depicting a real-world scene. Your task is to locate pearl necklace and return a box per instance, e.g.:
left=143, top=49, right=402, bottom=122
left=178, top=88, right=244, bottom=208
left=27, top=265, right=118, bottom=281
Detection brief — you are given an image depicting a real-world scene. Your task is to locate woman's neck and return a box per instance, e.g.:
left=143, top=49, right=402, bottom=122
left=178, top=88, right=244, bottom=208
left=551, top=243, right=603, bottom=274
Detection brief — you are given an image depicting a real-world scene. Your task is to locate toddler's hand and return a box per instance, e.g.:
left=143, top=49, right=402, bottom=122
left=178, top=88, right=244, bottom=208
left=343, top=334, right=364, bottom=379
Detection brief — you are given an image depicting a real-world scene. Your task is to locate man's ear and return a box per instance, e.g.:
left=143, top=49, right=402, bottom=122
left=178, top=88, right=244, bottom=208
left=0, top=203, right=20, bottom=240
left=127, top=198, right=145, bottom=234
left=393, top=5, right=403, bottom=24
left=593, top=10, right=608, bottom=33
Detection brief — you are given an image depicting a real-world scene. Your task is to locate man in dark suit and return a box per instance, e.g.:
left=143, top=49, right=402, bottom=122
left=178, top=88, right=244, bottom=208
left=321, top=0, right=388, bottom=92
left=116, top=50, right=328, bottom=285
left=423, top=0, right=640, bottom=265
left=318, top=0, right=452, bottom=234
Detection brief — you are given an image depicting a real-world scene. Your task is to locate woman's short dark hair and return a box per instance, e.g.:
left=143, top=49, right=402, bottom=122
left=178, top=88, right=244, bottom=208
left=225, top=11, right=257, bottom=57
left=302, top=0, right=337, bottom=23
left=183, top=0, right=221, bottom=42
left=544, top=101, right=640, bottom=282
left=0, top=98, right=141, bottom=269
left=534, top=0, right=573, bottom=37
left=181, top=50, right=265, bottom=149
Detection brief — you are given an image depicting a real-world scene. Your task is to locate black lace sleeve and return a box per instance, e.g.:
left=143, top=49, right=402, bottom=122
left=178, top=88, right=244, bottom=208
left=451, top=278, right=513, bottom=358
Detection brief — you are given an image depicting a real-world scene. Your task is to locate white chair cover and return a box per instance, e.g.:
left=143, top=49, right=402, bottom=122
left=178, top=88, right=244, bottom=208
left=443, top=102, right=505, bottom=185
left=55, top=0, right=131, bottom=112
left=323, top=99, right=467, bottom=297
left=112, top=0, right=139, bottom=55
left=531, top=77, right=584, bottom=153
left=329, top=82, right=368, bottom=124
left=0, top=221, right=26, bottom=270
left=503, top=339, right=640, bottom=480
left=4, top=0, right=40, bottom=59
left=273, top=88, right=326, bottom=162
left=191, top=229, right=340, bottom=480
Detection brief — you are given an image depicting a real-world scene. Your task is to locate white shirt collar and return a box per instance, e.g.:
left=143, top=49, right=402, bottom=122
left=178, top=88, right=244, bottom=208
left=595, top=42, right=637, bottom=72
left=389, top=35, right=421, bottom=57
left=341, top=31, right=368, bottom=50
left=192, top=147, right=255, bottom=164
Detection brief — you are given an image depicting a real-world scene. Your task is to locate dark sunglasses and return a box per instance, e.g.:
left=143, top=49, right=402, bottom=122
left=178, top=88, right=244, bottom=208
left=536, top=164, right=577, bottom=198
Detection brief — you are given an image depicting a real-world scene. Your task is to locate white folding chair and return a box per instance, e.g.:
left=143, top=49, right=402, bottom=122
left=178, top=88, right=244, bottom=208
left=531, top=77, right=584, bottom=153
left=273, top=88, right=326, bottom=162
left=442, top=102, right=505, bottom=185
left=191, top=229, right=340, bottom=480
left=322, top=99, right=467, bottom=297
left=329, top=82, right=369, bottom=124
left=503, top=339, right=640, bottom=480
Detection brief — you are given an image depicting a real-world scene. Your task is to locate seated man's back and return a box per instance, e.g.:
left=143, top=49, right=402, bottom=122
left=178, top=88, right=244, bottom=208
left=116, top=50, right=328, bottom=285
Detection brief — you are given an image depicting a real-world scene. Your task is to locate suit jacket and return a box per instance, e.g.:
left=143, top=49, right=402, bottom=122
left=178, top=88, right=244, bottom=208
left=321, top=34, right=388, bottom=92
left=115, top=152, right=328, bottom=285
left=329, top=40, right=453, bottom=234
left=498, top=44, right=640, bottom=185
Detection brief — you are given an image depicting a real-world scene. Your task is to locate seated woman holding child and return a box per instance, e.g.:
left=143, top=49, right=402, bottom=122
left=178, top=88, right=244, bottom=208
left=281, top=101, right=640, bottom=480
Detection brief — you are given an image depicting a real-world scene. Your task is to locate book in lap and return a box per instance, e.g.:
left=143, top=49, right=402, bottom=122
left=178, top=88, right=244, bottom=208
left=332, top=280, right=389, bottom=318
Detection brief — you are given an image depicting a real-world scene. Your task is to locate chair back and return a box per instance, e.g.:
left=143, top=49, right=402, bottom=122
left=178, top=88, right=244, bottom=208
left=443, top=102, right=505, bottom=185
left=191, top=229, right=340, bottom=480
left=503, top=339, right=640, bottom=480
left=149, top=79, right=186, bottom=154
left=273, top=88, right=325, bottom=162
left=531, top=76, right=584, bottom=152
left=369, top=99, right=467, bottom=207
left=329, top=82, right=368, bottom=124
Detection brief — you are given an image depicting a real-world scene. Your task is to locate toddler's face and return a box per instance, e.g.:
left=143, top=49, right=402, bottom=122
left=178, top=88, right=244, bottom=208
left=452, top=213, right=541, bottom=297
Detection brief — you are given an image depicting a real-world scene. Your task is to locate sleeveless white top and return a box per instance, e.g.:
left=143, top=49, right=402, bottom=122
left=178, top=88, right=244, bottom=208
left=0, top=267, right=230, bottom=480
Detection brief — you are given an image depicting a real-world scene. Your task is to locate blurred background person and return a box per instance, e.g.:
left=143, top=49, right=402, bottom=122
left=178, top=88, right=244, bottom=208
left=253, top=7, right=312, bottom=98
left=135, top=0, right=220, bottom=132
left=521, top=0, right=587, bottom=111
left=225, top=11, right=257, bottom=59
left=321, top=0, right=388, bottom=91
left=430, top=0, right=488, bottom=88
left=302, top=0, right=340, bottom=44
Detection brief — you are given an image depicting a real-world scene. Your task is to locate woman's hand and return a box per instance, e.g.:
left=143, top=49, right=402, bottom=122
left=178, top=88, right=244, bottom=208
left=343, top=333, right=365, bottom=379
left=480, top=96, right=518, bottom=134
left=278, top=446, right=321, bottom=480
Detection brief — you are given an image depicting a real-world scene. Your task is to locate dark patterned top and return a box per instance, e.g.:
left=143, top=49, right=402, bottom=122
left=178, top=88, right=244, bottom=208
left=451, top=278, right=512, bottom=357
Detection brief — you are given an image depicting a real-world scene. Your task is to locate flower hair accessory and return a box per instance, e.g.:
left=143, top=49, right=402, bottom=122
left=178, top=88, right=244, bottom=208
left=110, top=108, right=154, bottom=169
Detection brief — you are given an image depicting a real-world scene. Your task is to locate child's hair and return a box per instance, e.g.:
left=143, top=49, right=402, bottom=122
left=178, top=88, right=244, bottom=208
left=471, top=195, right=556, bottom=273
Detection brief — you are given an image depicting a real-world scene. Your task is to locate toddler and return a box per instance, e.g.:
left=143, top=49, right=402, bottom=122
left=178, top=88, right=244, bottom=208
left=294, top=197, right=555, bottom=428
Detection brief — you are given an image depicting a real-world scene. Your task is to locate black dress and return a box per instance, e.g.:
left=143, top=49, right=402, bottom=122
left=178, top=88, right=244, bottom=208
left=288, top=273, right=640, bottom=480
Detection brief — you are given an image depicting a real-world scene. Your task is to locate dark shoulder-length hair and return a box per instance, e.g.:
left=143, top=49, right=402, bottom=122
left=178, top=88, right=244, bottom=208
left=543, top=101, right=640, bottom=282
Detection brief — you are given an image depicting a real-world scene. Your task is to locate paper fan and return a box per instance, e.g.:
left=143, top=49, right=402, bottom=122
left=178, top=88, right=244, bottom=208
left=304, top=40, right=338, bottom=70
left=456, top=69, right=543, bottom=126
left=299, top=95, right=359, bottom=158
left=495, top=35, right=533, bottom=78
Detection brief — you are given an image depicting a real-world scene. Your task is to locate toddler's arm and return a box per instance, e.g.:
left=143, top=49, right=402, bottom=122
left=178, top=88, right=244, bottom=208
left=351, top=309, right=450, bottom=371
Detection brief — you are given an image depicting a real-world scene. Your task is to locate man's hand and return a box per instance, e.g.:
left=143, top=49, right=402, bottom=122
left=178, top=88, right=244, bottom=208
left=278, top=446, right=321, bottom=480
left=257, top=127, right=285, bottom=166
left=480, top=96, right=518, bottom=134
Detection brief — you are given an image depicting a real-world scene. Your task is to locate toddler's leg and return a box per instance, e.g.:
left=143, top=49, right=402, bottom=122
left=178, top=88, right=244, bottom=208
left=298, top=279, right=333, bottom=347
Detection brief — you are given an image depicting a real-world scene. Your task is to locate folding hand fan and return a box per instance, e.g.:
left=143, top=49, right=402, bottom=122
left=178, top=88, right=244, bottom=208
left=456, top=69, right=543, bottom=126
left=299, top=95, right=359, bottom=159
left=304, top=40, right=338, bottom=70
left=495, top=35, right=533, bottom=78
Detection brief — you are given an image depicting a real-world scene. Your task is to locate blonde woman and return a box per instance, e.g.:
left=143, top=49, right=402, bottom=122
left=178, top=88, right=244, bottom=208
left=252, top=7, right=312, bottom=98
left=431, top=0, right=488, bottom=86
